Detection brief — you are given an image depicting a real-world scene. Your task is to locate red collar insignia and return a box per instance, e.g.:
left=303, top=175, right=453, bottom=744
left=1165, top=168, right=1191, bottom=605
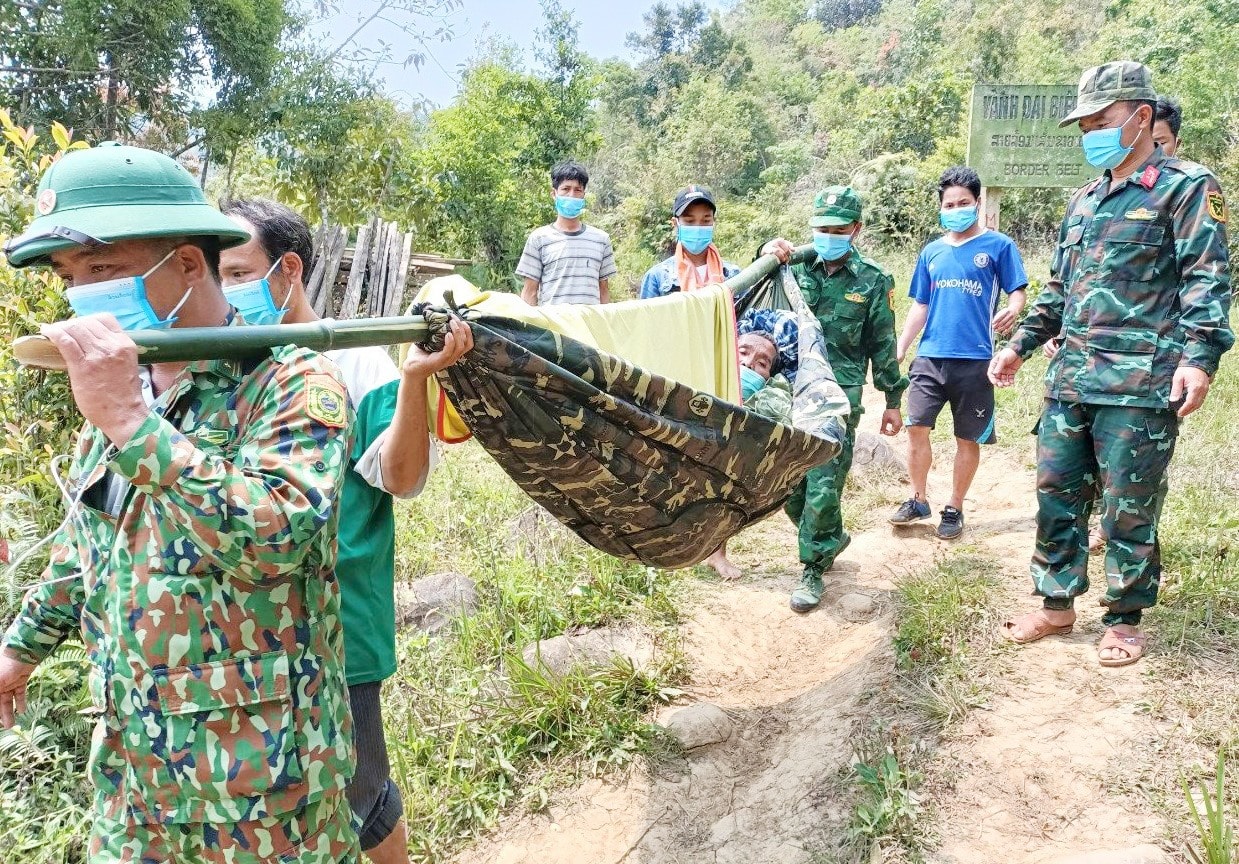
left=1140, top=165, right=1160, bottom=190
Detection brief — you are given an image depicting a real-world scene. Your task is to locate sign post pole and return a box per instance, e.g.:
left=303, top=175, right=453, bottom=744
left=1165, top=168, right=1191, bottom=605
left=981, top=187, right=1002, bottom=231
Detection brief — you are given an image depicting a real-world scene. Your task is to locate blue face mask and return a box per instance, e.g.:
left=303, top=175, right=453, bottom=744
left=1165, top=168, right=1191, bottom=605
left=65, top=248, right=190, bottom=331
left=740, top=365, right=766, bottom=400
left=813, top=232, right=853, bottom=262
left=1081, top=109, right=1139, bottom=170
left=555, top=195, right=586, bottom=218
left=678, top=224, right=714, bottom=255
left=224, top=260, right=288, bottom=326
left=939, top=205, right=979, bottom=233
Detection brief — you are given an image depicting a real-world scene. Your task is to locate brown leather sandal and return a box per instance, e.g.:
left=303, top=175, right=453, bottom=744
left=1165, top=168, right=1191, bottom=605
left=1098, top=625, right=1146, bottom=667
left=1001, top=610, right=1075, bottom=644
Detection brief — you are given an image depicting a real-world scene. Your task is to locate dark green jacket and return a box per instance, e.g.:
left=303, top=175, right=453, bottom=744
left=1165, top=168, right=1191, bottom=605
left=1009, top=149, right=1233, bottom=408
left=791, top=249, right=907, bottom=411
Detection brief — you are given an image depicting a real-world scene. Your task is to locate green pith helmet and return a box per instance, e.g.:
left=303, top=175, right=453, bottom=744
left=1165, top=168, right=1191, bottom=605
left=809, top=186, right=863, bottom=227
left=1059, top=61, right=1158, bottom=128
left=3, top=142, right=250, bottom=268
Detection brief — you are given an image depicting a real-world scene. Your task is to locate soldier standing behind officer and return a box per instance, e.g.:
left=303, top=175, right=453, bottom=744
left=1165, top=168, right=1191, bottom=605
left=762, top=187, right=908, bottom=613
left=0, top=144, right=359, bottom=862
left=219, top=197, right=472, bottom=864
left=990, top=62, right=1233, bottom=667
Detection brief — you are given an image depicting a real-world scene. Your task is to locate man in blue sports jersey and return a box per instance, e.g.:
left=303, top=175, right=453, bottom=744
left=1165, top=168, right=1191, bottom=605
left=890, top=166, right=1028, bottom=539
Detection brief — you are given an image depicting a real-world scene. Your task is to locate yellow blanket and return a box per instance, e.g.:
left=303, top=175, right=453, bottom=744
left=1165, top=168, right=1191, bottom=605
left=407, top=276, right=740, bottom=442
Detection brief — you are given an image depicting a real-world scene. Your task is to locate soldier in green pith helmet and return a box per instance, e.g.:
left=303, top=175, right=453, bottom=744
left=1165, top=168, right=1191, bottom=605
left=0, top=143, right=361, bottom=862
left=990, top=62, right=1233, bottom=667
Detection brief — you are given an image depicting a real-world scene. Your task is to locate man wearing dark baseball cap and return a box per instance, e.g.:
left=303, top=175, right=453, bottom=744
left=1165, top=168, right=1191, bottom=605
left=639, top=184, right=740, bottom=299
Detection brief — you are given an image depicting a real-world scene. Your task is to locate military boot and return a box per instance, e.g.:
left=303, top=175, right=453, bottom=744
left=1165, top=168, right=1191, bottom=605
left=790, top=568, right=825, bottom=612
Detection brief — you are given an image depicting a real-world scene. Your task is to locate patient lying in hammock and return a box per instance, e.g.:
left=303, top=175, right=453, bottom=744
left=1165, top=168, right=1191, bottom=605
left=737, top=331, right=793, bottom=425
left=703, top=330, right=794, bottom=579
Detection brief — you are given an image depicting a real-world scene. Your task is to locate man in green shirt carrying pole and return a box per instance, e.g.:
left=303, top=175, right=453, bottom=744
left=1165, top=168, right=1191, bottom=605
left=219, top=198, right=472, bottom=864
left=762, top=187, right=908, bottom=612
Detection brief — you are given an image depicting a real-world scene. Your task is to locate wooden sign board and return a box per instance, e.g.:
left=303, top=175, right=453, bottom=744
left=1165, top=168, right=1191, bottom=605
left=967, top=84, right=1095, bottom=188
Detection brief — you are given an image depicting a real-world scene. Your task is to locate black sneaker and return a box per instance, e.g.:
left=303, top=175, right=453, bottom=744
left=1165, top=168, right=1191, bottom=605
left=890, top=498, right=931, bottom=524
left=936, top=506, right=964, bottom=539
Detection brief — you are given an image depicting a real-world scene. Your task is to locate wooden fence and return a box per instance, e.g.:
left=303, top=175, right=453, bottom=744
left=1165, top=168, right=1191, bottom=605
left=303, top=217, right=470, bottom=319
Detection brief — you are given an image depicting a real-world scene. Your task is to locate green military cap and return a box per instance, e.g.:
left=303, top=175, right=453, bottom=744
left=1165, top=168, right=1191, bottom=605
left=1059, top=61, right=1158, bottom=128
left=3, top=142, right=250, bottom=268
left=809, top=186, right=863, bottom=227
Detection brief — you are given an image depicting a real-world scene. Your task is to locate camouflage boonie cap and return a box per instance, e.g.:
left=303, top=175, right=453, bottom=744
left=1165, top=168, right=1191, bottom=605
left=1059, top=61, right=1158, bottom=127
left=809, top=186, right=862, bottom=227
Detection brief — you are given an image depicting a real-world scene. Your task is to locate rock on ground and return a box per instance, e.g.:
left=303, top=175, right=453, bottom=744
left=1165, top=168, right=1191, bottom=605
left=663, top=703, right=734, bottom=750
left=394, top=572, right=479, bottom=633
left=851, top=430, right=906, bottom=476
left=507, top=504, right=586, bottom=567
left=521, top=626, right=656, bottom=678
left=837, top=592, right=877, bottom=620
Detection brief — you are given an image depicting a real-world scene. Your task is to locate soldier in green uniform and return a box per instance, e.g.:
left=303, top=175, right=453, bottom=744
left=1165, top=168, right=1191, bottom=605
left=762, top=187, right=908, bottom=612
left=990, top=62, right=1233, bottom=666
left=0, top=144, right=360, bottom=861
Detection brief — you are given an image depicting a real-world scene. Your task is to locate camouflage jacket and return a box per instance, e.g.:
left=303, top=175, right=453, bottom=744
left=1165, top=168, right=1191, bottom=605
left=2, top=347, right=355, bottom=825
left=790, top=249, right=907, bottom=411
left=1008, top=150, right=1233, bottom=407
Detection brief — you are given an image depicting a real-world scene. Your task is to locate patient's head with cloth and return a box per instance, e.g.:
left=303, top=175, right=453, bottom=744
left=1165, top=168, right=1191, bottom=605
left=738, top=331, right=778, bottom=399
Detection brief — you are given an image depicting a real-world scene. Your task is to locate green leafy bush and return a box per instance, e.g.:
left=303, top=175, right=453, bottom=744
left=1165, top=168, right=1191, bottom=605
left=0, top=115, right=82, bottom=534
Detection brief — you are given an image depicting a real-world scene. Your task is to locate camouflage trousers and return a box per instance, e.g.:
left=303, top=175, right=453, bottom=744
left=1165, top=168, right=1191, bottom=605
left=785, top=405, right=861, bottom=575
left=89, top=792, right=360, bottom=864
left=1032, top=400, right=1178, bottom=626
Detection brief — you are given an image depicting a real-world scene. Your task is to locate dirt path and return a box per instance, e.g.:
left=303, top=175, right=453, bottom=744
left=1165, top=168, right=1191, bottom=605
left=457, top=391, right=1170, bottom=864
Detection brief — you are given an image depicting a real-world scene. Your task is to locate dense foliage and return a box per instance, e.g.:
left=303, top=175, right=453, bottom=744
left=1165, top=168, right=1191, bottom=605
left=215, top=0, right=1239, bottom=289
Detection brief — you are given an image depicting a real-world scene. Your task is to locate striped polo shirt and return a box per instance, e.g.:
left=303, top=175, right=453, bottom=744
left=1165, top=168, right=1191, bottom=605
left=516, top=223, right=618, bottom=305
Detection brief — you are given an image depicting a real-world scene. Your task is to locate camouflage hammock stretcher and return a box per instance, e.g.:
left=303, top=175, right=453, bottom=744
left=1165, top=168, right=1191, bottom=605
left=11, top=249, right=851, bottom=569
left=422, top=255, right=851, bottom=568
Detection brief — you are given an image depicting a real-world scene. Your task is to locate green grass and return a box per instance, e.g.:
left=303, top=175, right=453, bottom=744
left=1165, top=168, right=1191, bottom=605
left=380, top=442, right=688, bottom=860
left=0, top=644, right=93, bottom=864
left=817, top=551, right=1003, bottom=864
left=1184, top=750, right=1238, bottom=864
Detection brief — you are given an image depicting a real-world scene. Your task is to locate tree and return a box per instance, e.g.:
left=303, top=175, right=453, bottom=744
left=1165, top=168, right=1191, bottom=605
left=0, top=0, right=286, bottom=140
left=624, top=2, right=709, bottom=61
left=813, top=0, right=882, bottom=30
left=416, top=4, right=600, bottom=280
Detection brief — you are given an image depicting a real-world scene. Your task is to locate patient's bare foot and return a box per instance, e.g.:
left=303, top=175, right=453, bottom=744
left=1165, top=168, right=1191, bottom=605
left=704, top=548, right=742, bottom=580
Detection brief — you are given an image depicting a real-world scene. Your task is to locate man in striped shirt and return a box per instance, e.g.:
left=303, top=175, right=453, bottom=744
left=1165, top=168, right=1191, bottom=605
left=517, top=160, right=617, bottom=306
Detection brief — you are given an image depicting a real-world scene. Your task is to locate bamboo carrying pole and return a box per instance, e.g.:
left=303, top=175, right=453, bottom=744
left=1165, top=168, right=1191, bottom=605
left=11, top=246, right=815, bottom=371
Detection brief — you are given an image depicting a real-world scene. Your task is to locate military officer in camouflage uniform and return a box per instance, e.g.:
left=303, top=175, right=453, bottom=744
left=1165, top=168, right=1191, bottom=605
left=0, top=144, right=359, bottom=861
left=762, top=187, right=908, bottom=612
left=990, top=62, right=1233, bottom=666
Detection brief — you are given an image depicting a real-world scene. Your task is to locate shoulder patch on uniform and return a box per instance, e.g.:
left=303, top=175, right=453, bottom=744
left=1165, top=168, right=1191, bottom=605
left=844, top=292, right=865, bottom=303
left=1125, top=207, right=1158, bottom=221
left=307, top=374, right=348, bottom=428
left=1164, top=157, right=1211, bottom=179
left=856, top=254, right=888, bottom=274
left=1208, top=191, right=1228, bottom=223
left=887, top=288, right=895, bottom=310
